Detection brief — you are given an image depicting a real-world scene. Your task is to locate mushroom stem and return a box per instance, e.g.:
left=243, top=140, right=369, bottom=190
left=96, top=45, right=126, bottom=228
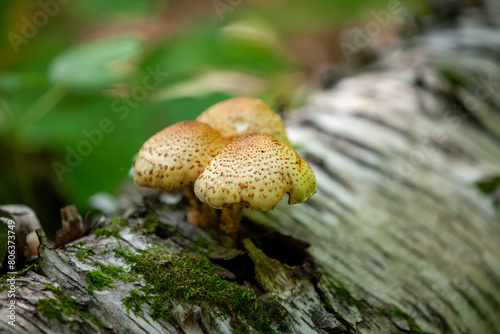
left=184, top=186, right=200, bottom=210
left=184, top=187, right=219, bottom=228
left=220, top=203, right=244, bottom=241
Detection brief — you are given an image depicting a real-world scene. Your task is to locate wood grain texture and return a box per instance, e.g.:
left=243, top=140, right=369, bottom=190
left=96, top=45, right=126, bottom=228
left=247, top=15, right=500, bottom=334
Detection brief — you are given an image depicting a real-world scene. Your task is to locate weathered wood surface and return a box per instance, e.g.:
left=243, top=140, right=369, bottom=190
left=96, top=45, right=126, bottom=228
left=2, top=3, right=500, bottom=334
left=250, top=16, right=500, bottom=334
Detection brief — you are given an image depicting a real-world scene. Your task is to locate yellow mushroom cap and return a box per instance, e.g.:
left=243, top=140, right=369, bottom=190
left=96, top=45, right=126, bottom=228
left=194, top=133, right=316, bottom=211
left=196, top=96, right=290, bottom=145
left=133, top=121, right=227, bottom=190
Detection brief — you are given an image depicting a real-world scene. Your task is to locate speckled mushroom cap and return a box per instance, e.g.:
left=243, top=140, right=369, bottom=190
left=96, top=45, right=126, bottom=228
left=196, top=96, right=290, bottom=145
left=133, top=121, right=227, bottom=190
left=194, top=133, right=316, bottom=211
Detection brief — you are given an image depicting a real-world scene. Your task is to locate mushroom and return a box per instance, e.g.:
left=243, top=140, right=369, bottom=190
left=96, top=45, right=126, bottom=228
left=133, top=120, right=227, bottom=225
left=194, top=133, right=316, bottom=242
left=196, top=96, right=291, bottom=145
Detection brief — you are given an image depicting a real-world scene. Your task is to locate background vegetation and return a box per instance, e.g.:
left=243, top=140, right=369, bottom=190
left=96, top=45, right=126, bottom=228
left=0, top=0, right=424, bottom=238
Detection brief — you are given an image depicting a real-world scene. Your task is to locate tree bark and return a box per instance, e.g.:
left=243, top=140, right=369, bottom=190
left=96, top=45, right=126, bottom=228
left=2, top=2, right=500, bottom=334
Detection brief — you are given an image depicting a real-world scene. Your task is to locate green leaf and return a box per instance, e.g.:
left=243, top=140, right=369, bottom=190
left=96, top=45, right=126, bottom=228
left=48, top=36, right=145, bottom=91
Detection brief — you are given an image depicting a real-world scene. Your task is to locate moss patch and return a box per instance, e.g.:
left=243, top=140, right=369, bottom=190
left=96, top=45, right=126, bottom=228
left=45, top=282, right=58, bottom=293
left=133, top=211, right=158, bottom=234
left=85, top=270, right=115, bottom=294
left=191, top=235, right=210, bottom=249
left=92, top=261, right=135, bottom=282
left=381, top=308, right=434, bottom=334
left=84, top=261, right=135, bottom=294
left=93, top=217, right=128, bottom=238
left=439, top=67, right=469, bottom=87
left=73, top=242, right=97, bottom=261
left=131, top=211, right=181, bottom=238
left=114, top=246, right=291, bottom=333
left=476, top=175, right=500, bottom=208
left=328, top=280, right=365, bottom=311
left=37, top=283, right=104, bottom=328
left=73, top=247, right=135, bottom=294
left=189, top=236, right=212, bottom=256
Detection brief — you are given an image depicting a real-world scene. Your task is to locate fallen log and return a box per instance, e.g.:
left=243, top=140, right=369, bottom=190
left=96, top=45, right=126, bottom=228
left=1, top=2, right=500, bottom=333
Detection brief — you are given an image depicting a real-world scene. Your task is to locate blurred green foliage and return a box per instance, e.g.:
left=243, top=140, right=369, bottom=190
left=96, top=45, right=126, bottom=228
left=0, top=0, right=400, bottom=235
left=476, top=176, right=500, bottom=208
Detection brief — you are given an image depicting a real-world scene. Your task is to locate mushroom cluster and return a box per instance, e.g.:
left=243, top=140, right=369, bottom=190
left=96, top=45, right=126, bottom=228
left=133, top=97, right=316, bottom=244
left=194, top=133, right=316, bottom=239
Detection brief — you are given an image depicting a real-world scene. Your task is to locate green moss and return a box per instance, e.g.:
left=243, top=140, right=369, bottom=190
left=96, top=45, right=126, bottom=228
left=381, top=308, right=434, bottom=334
left=192, top=236, right=210, bottom=249
left=38, top=298, right=67, bottom=324
left=0, top=272, right=16, bottom=280
left=189, top=236, right=211, bottom=256
left=476, top=175, right=500, bottom=208
left=45, top=283, right=59, bottom=293
left=85, top=270, right=115, bottom=294
left=24, top=261, right=39, bottom=273
left=439, top=67, right=469, bottom=87
left=132, top=211, right=181, bottom=237
left=328, top=280, right=365, bottom=311
left=93, top=216, right=128, bottom=238
left=1, top=261, right=39, bottom=280
left=37, top=287, right=104, bottom=329
left=476, top=176, right=500, bottom=194
left=92, top=261, right=135, bottom=282
left=114, top=246, right=290, bottom=333
left=139, top=211, right=158, bottom=234
left=74, top=246, right=96, bottom=261
left=82, top=258, right=134, bottom=295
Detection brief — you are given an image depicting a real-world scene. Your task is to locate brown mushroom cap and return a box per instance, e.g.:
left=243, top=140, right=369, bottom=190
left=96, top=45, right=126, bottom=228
left=194, top=133, right=316, bottom=211
left=196, top=96, right=290, bottom=145
left=133, top=121, right=226, bottom=190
